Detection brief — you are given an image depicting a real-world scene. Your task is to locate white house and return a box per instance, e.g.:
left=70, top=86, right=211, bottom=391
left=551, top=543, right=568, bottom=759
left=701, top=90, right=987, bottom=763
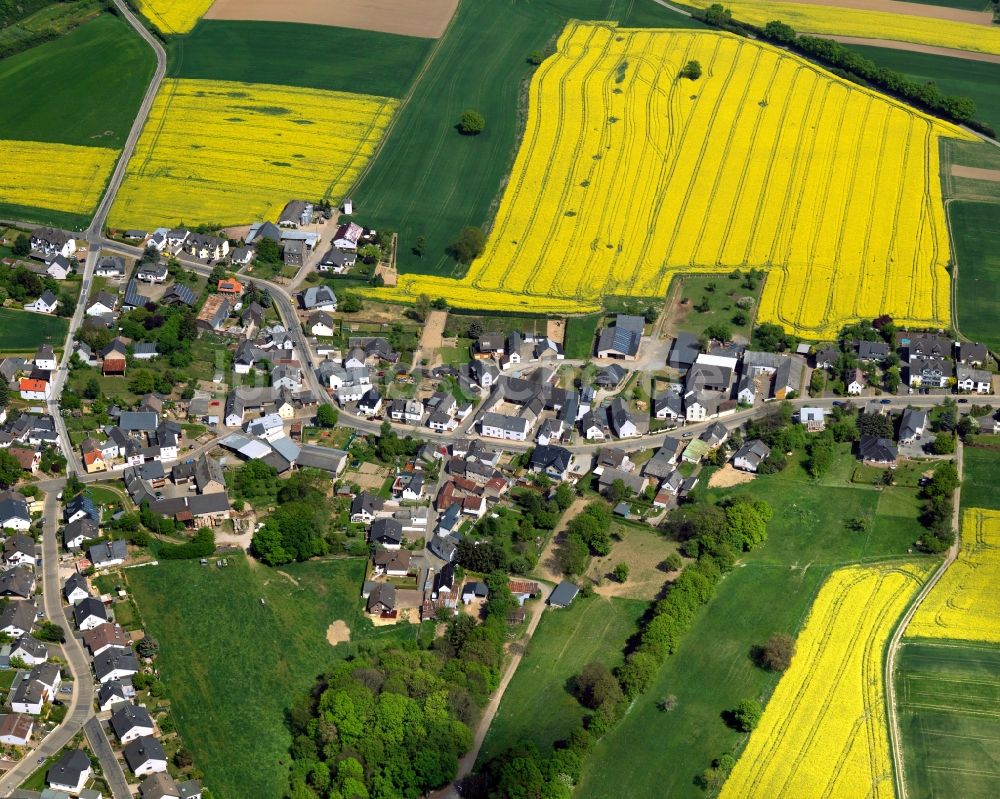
left=246, top=414, right=285, bottom=442
left=846, top=369, right=865, bottom=395
left=10, top=634, right=48, bottom=666
left=18, top=377, right=51, bottom=401
left=480, top=413, right=530, bottom=441
left=124, top=736, right=169, bottom=776
left=309, top=313, right=336, bottom=337
left=30, top=227, right=75, bottom=258
left=34, top=345, right=57, bottom=372
left=45, top=254, right=72, bottom=280
left=111, top=703, right=156, bottom=744
left=23, top=291, right=59, bottom=314
left=956, top=365, right=993, bottom=394
left=47, top=750, right=92, bottom=795
left=0, top=492, right=31, bottom=531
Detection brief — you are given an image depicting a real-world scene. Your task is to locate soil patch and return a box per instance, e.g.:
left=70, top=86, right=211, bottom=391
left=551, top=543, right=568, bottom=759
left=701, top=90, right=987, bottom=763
left=785, top=0, right=991, bottom=25
left=546, top=318, right=565, bottom=346
left=708, top=464, right=757, bottom=489
left=326, top=619, right=351, bottom=645
left=823, top=35, right=1000, bottom=63
left=420, top=310, right=448, bottom=351
left=205, top=0, right=460, bottom=38
left=951, top=164, right=1000, bottom=183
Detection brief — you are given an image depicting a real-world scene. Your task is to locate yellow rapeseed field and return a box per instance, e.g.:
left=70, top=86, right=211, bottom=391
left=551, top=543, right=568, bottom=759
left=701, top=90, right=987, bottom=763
left=109, top=79, right=397, bottom=229
left=687, top=0, right=1000, bottom=57
left=382, top=22, right=973, bottom=335
left=907, top=508, right=1000, bottom=643
left=720, top=562, right=932, bottom=799
left=0, top=139, right=117, bottom=215
left=137, top=0, right=213, bottom=35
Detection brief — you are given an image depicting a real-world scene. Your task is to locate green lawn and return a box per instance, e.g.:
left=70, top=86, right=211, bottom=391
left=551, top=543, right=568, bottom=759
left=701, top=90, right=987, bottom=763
left=67, top=365, right=138, bottom=405
left=842, top=44, right=1000, bottom=134
left=0, top=13, right=155, bottom=148
left=127, top=554, right=417, bottom=799
left=897, top=641, right=1000, bottom=799
left=575, top=448, right=937, bottom=799
left=952, top=201, right=1000, bottom=352
left=478, top=596, right=646, bottom=764
left=672, top=274, right=762, bottom=341
left=0, top=308, right=67, bottom=352
left=961, top=446, right=1000, bottom=511
left=564, top=313, right=602, bottom=359
left=167, top=20, right=432, bottom=98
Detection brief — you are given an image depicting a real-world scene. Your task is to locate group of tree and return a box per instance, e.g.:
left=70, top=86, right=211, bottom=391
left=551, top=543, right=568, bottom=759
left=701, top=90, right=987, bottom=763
left=0, top=261, right=76, bottom=316
left=919, top=461, right=959, bottom=553
left=557, top=501, right=613, bottom=576
left=286, top=574, right=515, bottom=799
left=251, top=470, right=334, bottom=565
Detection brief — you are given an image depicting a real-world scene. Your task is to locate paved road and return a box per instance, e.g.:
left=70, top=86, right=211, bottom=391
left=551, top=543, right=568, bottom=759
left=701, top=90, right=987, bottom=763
left=84, top=717, right=131, bottom=799
left=0, top=481, right=98, bottom=794
left=884, top=440, right=965, bottom=799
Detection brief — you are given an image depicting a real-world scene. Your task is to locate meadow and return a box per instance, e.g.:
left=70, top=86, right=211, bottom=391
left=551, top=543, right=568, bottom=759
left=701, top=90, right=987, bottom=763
left=844, top=44, right=1000, bottom=134
left=380, top=23, right=972, bottom=334
left=720, top=562, right=931, bottom=799
left=961, top=446, right=1000, bottom=511
left=127, top=554, right=417, bottom=799
left=568, top=446, right=937, bottom=799
left=951, top=202, right=1000, bottom=353
left=908, top=508, right=1000, bottom=643
left=685, top=0, right=1000, bottom=56
left=477, top=596, right=645, bottom=763
left=896, top=641, right=1000, bottom=798
left=108, top=79, right=398, bottom=229
left=137, top=0, right=212, bottom=35
left=0, top=308, right=68, bottom=352
left=167, top=20, right=433, bottom=98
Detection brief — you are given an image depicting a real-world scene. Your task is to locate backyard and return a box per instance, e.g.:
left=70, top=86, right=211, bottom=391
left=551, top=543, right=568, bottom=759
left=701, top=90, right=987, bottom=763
left=0, top=308, right=67, bottom=352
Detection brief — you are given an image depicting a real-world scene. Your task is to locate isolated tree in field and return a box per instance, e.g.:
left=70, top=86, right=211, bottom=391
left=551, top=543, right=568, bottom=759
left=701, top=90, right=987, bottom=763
left=758, top=633, right=795, bottom=671
left=412, top=235, right=427, bottom=257
left=12, top=234, right=30, bottom=256
left=575, top=662, right=623, bottom=710
left=679, top=59, right=702, bottom=80
left=731, top=698, right=763, bottom=732
left=612, top=562, right=630, bottom=583
left=449, top=226, right=485, bottom=263
left=658, top=694, right=678, bottom=711
left=458, top=109, right=485, bottom=135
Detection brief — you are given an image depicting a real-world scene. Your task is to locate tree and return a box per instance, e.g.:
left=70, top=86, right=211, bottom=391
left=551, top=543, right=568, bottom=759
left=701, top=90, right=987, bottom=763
left=412, top=235, right=427, bottom=257
left=703, top=323, right=731, bottom=343
left=357, top=244, right=381, bottom=265
left=930, top=433, right=956, bottom=455
left=449, top=226, right=485, bottom=264
left=757, top=633, right=795, bottom=671
left=339, top=292, right=363, bottom=313
left=702, top=3, right=732, bottom=25
left=662, top=552, right=683, bottom=572
left=136, top=636, right=159, bottom=658
left=763, top=19, right=797, bottom=44
left=458, top=109, right=485, bottom=135
left=574, top=662, right=623, bottom=710
left=35, top=621, right=65, bottom=643
left=256, top=237, right=281, bottom=264
left=554, top=482, right=574, bottom=511
left=753, top=322, right=796, bottom=352
left=679, top=59, right=702, bottom=80
left=527, top=50, right=545, bottom=65
left=0, top=381, right=8, bottom=409
left=612, top=562, right=630, bottom=583
left=607, top=478, right=628, bottom=505
left=83, top=376, right=101, bottom=400
left=12, top=233, right=30, bottom=256
left=414, top=293, right=431, bottom=322
left=316, top=404, right=339, bottom=428
left=731, top=698, right=763, bottom=732
left=174, top=748, right=194, bottom=768
left=0, top=451, right=21, bottom=488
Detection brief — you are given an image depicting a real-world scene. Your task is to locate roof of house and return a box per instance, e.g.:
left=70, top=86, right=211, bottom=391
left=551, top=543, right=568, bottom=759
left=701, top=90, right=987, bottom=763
left=366, top=583, right=396, bottom=612
left=530, top=444, right=572, bottom=474
left=299, top=285, right=337, bottom=309
left=73, top=596, right=108, bottom=625
left=597, top=323, right=641, bottom=357
left=669, top=332, right=701, bottom=367
left=88, top=539, right=129, bottom=566
left=83, top=623, right=130, bottom=654
left=549, top=581, right=579, bottom=606
left=371, top=517, right=403, bottom=544
left=111, top=703, right=154, bottom=738
left=858, top=435, right=898, bottom=462
left=123, top=736, right=167, bottom=770
left=733, top=438, right=771, bottom=466
left=47, top=749, right=91, bottom=786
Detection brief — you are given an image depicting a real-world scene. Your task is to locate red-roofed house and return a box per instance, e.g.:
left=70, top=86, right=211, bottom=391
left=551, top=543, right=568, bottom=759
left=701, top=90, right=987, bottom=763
left=8, top=447, right=40, bottom=474
left=18, top=378, right=50, bottom=401
left=217, top=278, right=244, bottom=295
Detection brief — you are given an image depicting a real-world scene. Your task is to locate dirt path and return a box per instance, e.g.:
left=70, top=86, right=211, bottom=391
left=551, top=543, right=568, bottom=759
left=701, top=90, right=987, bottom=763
left=412, top=309, right=448, bottom=370
left=786, top=0, right=992, bottom=25
left=824, top=35, right=1000, bottom=63
left=205, top=0, right=460, bottom=38
left=951, top=164, right=1000, bottom=182
left=533, top=498, right=589, bottom=584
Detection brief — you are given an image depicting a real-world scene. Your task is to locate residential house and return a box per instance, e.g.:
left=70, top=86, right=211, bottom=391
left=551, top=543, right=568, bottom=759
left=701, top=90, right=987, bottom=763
left=318, top=247, right=356, bottom=273
left=906, top=333, right=951, bottom=359
left=470, top=359, right=500, bottom=389
left=11, top=662, right=60, bottom=714
left=856, top=340, right=890, bottom=361
left=63, top=573, right=91, bottom=605
left=23, top=290, right=59, bottom=314
left=957, top=342, right=988, bottom=367
left=308, top=312, right=336, bottom=337
left=799, top=407, right=826, bottom=431
left=370, top=518, right=403, bottom=550
left=111, top=703, right=156, bottom=743
left=3, top=535, right=35, bottom=568
left=654, top=391, right=684, bottom=423
left=732, top=439, right=771, bottom=472
left=98, top=678, right=134, bottom=711
left=64, top=494, right=99, bottom=525
left=594, top=363, right=627, bottom=389
left=608, top=398, right=638, bottom=438
left=73, top=596, right=109, bottom=630
left=185, top=233, right=229, bottom=260
left=332, top=222, right=364, bottom=251
left=598, top=467, right=647, bottom=497
left=909, top=357, right=953, bottom=389
left=86, top=290, right=118, bottom=318
left=0, top=712, right=33, bottom=746
left=0, top=601, right=35, bottom=637
left=83, top=623, right=130, bottom=657
left=10, top=634, right=48, bottom=666
left=859, top=436, right=898, bottom=466
left=18, top=377, right=50, bottom=401
left=462, top=582, right=489, bottom=604
left=898, top=408, right=928, bottom=444
left=366, top=583, right=396, bottom=615
left=956, top=364, right=992, bottom=394
left=196, top=294, right=231, bottom=332
left=358, top=388, right=383, bottom=417
left=47, top=749, right=92, bottom=795
left=350, top=492, right=383, bottom=524
left=124, top=736, right=169, bottom=776
left=88, top=539, right=128, bottom=569
left=217, top=277, right=243, bottom=296
left=0, top=492, right=30, bottom=531
left=34, top=345, right=57, bottom=371
left=480, top=412, right=530, bottom=441
left=30, top=227, right=75, bottom=258
left=94, top=651, right=140, bottom=684
left=596, top=315, right=643, bottom=360
left=373, top=548, right=411, bottom=578
left=136, top=261, right=168, bottom=283
left=95, top=256, right=126, bottom=279
left=847, top=368, right=866, bottom=395
left=298, top=285, right=337, bottom=311
left=700, top=421, right=729, bottom=448
left=529, top=445, right=572, bottom=481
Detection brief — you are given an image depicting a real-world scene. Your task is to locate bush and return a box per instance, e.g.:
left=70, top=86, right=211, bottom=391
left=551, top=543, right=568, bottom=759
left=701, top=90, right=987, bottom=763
left=159, top=529, right=215, bottom=560
left=731, top=698, right=763, bottom=732
left=458, top=109, right=485, bottom=135
left=756, top=633, right=795, bottom=671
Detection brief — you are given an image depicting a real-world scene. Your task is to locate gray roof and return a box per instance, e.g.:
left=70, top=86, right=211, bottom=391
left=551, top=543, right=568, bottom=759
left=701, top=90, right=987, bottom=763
left=0, top=601, right=36, bottom=634
left=597, top=324, right=640, bottom=357
left=899, top=408, right=928, bottom=440
left=94, top=651, right=140, bottom=681
left=669, top=332, right=701, bottom=367
left=111, top=703, right=154, bottom=739
left=549, top=581, right=579, bottom=606
left=859, top=436, right=898, bottom=462
left=123, top=736, right=166, bottom=772
left=48, top=749, right=91, bottom=786
left=0, top=565, right=34, bottom=598
left=371, top=517, right=403, bottom=545
left=118, top=412, right=158, bottom=432
left=88, top=539, right=129, bottom=566
left=299, top=285, right=337, bottom=309
left=73, top=596, right=108, bottom=626
left=733, top=439, right=771, bottom=467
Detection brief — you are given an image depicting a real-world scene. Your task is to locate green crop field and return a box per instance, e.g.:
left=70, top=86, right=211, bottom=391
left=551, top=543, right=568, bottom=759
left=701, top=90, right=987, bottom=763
left=843, top=44, right=1000, bottom=134
left=574, top=447, right=937, bottom=799
left=127, top=555, right=418, bottom=799
left=962, top=446, right=1000, bottom=511
left=619, top=0, right=714, bottom=28
left=951, top=201, right=1000, bottom=352
left=478, top=596, right=645, bottom=765
left=897, top=641, right=1000, bottom=799
left=0, top=13, right=155, bottom=147
left=0, top=308, right=67, bottom=352
left=167, top=20, right=432, bottom=98
left=899, top=0, right=991, bottom=11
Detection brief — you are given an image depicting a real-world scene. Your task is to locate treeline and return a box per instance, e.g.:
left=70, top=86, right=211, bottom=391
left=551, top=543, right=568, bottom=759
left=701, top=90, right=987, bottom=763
left=250, top=469, right=336, bottom=565
left=919, top=461, right=959, bottom=553
left=0, top=1, right=113, bottom=59
left=286, top=573, right=518, bottom=799
left=695, top=5, right=990, bottom=135
left=476, top=496, right=773, bottom=798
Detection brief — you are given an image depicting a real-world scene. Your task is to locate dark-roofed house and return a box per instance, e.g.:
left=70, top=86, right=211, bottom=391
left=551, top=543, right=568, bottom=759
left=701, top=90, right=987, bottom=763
left=0, top=601, right=36, bottom=637
left=64, top=573, right=91, bottom=605
left=111, top=702, right=156, bottom=743
left=74, top=596, right=109, bottom=630
left=594, top=363, right=627, bottom=388
left=162, top=283, right=198, bottom=307
left=548, top=581, right=579, bottom=608
left=47, top=749, right=92, bottom=794
left=11, top=633, right=48, bottom=665
left=350, top=491, right=382, bottom=524
left=859, top=436, right=898, bottom=466
left=298, top=285, right=337, bottom=311
left=3, top=534, right=35, bottom=568
left=89, top=539, right=128, bottom=569
left=596, top=315, right=644, bottom=360
left=898, top=408, right=928, bottom=444
left=529, top=444, right=572, bottom=480
left=668, top=332, right=701, bottom=369
left=124, top=735, right=168, bottom=776
left=370, top=518, right=403, bottom=550
left=732, top=439, right=771, bottom=472
left=366, top=583, right=396, bottom=615
left=63, top=517, right=98, bottom=551
left=0, top=565, right=35, bottom=598
left=95, top=650, right=140, bottom=684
